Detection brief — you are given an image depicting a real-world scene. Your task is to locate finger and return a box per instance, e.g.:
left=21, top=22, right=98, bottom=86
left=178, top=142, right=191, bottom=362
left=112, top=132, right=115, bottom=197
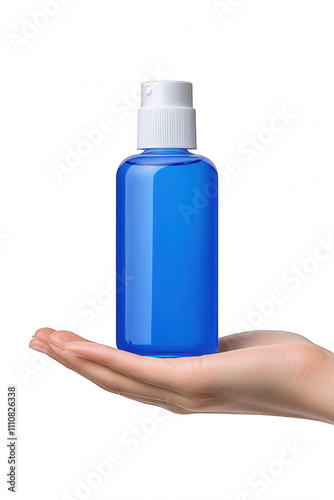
left=46, top=341, right=190, bottom=409
left=33, top=327, right=56, bottom=342
left=30, top=338, right=188, bottom=413
left=49, top=330, right=189, bottom=393
left=30, top=338, right=58, bottom=357
left=33, top=327, right=87, bottom=344
left=218, top=330, right=311, bottom=353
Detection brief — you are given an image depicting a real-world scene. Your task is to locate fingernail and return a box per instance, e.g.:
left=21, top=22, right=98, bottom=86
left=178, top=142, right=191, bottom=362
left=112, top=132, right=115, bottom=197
left=48, top=344, right=83, bottom=357
left=49, top=342, right=65, bottom=353
left=62, top=351, right=85, bottom=358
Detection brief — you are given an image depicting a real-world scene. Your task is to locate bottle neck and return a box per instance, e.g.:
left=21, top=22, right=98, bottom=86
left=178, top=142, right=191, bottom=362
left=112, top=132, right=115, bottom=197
left=141, top=148, right=190, bottom=155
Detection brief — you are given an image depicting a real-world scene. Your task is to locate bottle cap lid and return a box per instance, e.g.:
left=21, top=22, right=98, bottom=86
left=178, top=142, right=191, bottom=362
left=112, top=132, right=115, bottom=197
left=137, top=81, right=197, bottom=149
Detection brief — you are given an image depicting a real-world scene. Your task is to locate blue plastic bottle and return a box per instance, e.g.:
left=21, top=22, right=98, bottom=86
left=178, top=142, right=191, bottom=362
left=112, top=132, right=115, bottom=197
left=116, top=81, right=218, bottom=357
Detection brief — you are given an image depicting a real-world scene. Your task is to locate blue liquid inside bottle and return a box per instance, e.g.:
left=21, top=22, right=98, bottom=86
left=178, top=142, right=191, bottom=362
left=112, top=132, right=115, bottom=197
left=116, top=148, right=218, bottom=357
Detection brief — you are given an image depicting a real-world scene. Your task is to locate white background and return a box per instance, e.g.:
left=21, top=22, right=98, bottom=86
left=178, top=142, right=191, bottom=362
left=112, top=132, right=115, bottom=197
left=1, top=0, right=334, bottom=499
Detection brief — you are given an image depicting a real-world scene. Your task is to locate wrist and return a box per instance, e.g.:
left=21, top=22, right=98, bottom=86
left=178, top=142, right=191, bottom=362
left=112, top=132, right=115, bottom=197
left=299, top=345, right=334, bottom=424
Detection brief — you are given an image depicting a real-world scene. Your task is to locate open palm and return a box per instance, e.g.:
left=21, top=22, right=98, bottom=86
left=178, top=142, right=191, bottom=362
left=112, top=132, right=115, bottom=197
left=29, top=328, right=334, bottom=424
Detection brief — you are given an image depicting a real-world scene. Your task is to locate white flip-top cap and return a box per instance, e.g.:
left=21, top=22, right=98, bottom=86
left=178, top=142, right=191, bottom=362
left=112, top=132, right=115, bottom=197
left=137, top=81, right=197, bottom=149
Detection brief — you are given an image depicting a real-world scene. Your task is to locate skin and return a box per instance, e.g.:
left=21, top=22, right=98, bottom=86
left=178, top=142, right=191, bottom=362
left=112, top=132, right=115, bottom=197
left=29, top=329, right=334, bottom=424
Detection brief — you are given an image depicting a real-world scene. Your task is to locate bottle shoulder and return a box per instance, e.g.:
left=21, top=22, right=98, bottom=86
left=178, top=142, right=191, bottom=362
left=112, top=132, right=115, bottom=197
left=117, top=150, right=216, bottom=174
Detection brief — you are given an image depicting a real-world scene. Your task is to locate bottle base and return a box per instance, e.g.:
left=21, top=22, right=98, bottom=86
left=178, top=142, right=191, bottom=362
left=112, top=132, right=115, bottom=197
left=116, top=341, right=218, bottom=358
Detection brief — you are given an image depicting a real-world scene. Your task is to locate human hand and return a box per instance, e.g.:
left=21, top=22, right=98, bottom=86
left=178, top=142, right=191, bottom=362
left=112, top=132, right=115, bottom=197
left=29, top=329, right=334, bottom=424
